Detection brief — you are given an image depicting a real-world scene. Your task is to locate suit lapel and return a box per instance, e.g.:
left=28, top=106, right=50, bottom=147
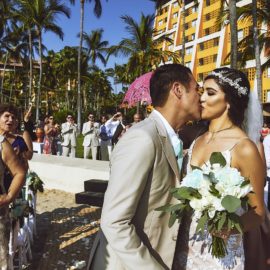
left=149, top=113, right=180, bottom=181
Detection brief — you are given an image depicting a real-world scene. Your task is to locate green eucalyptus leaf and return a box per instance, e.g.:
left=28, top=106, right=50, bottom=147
left=155, top=204, right=172, bottom=212
left=217, top=212, right=227, bottom=231
left=240, top=179, right=250, bottom=187
left=221, top=195, right=241, bottom=213
left=209, top=152, right=227, bottom=167
left=196, top=212, right=208, bottom=233
left=169, top=212, right=177, bottom=228
left=171, top=203, right=185, bottom=212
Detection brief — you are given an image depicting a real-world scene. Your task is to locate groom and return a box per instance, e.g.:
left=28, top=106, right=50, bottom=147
left=87, top=64, right=201, bottom=270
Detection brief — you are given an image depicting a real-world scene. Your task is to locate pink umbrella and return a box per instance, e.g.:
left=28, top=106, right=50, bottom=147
left=122, top=71, right=153, bottom=108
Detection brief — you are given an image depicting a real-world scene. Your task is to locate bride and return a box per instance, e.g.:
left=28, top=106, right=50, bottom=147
left=173, top=67, right=265, bottom=270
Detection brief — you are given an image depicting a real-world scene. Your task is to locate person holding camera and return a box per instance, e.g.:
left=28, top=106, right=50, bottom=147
left=82, top=113, right=100, bottom=160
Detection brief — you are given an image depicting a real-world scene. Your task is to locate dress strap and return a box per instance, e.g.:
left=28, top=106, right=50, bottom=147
left=229, top=137, right=249, bottom=151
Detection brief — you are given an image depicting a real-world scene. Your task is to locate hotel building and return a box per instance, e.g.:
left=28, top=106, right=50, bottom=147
left=153, top=0, right=270, bottom=102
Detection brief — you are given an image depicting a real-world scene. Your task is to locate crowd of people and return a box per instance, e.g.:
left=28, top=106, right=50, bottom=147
left=37, top=111, right=143, bottom=160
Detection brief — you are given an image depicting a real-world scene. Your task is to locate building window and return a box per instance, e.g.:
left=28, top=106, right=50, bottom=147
left=186, top=46, right=193, bottom=55
left=191, top=34, right=195, bottom=40
left=158, top=20, right=163, bottom=27
left=213, top=54, right=217, bottom=62
left=199, top=43, right=204, bottom=50
left=205, top=28, right=210, bottom=35
left=168, top=44, right=173, bottom=51
left=192, top=6, right=198, bottom=13
left=186, top=61, right=191, bottom=68
left=206, top=0, right=211, bottom=6
left=267, top=67, right=270, bottom=78
left=214, top=38, right=219, bottom=46
left=173, top=23, right=177, bottom=29
left=267, top=90, right=270, bottom=102
left=205, top=14, right=210, bottom=21
left=173, top=12, right=178, bottom=19
left=237, top=29, right=244, bottom=41
left=199, top=58, right=204, bottom=65
left=191, top=19, right=197, bottom=27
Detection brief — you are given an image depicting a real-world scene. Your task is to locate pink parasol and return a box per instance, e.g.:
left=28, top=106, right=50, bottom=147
left=122, top=71, right=153, bottom=107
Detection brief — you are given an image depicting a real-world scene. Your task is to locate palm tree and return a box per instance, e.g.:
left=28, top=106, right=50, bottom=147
left=69, top=0, right=108, bottom=131
left=251, top=0, right=262, bottom=101
left=16, top=0, right=70, bottom=122
left=52, top=46, right=78, bottom=110
left=82, top=28, right=108, bottom=65
left=13, top=0, right=38, bottom=104
left=228, top=0, right=238, bottom=69
left=236, top=0, right=270, bottom=100
left=108, top=13, right=179, bottom=81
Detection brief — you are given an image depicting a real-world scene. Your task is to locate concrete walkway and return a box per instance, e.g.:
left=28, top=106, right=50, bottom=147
left=29, top=154, right=110, bottom=193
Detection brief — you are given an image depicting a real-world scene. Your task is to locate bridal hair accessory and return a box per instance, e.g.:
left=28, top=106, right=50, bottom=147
left=210, top=71, right=248, bottom=97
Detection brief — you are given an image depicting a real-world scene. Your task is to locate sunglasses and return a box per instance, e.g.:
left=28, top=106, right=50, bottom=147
left=67, top=116, right=73, bottom=119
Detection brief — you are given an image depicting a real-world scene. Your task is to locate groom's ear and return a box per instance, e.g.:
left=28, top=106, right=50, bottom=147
left=171, top=82, right=184, bottom=99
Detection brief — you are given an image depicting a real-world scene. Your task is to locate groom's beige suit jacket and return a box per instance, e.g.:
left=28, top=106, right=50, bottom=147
left=88, top=112, right=181, bottom=270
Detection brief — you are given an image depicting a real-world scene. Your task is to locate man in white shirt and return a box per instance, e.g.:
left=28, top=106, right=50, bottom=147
left=82, top=113, right=100, bottom=160
left=61, top=114, right=78, bottom=158
left=87, top=64, right=201, bottom=270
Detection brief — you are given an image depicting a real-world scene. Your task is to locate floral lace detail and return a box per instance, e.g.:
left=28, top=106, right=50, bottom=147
left=172, top=142, right=245, bottom=270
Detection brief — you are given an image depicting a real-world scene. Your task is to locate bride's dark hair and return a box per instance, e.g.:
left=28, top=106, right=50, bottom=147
left=204, top=67, right=250, bottom=127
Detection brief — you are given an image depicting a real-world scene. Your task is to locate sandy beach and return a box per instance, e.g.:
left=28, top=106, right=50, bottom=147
left=26, top=189, right=101, bottom=270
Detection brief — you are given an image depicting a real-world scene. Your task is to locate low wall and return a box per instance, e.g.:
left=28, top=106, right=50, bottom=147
left=29, top=154, right=110, bottom=193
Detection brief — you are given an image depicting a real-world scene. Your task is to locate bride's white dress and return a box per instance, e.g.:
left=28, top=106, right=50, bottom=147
left=172, top=141, right=245, bottom=270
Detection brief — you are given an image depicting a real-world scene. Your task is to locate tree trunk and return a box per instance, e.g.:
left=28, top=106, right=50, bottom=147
left=36, top=30, right=43, bottom=122
left=77, top=0, right=85, bottom=132
left=28, top=29, right=33, bottom=105
left=180, top=0, right=185, bottom=65
left=0, top=53, right=9, bottom=103
left=229, top=0, right=238, bottom=68
left=252, top=0, right=262, bottom=102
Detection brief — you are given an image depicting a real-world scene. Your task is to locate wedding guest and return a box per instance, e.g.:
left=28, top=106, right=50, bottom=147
left=61, top=114, right=78, bottom=158
left=0, top=104, right=32, bottom=191
left=99, top=115, right=110, bottom=161
left=261, top=123, right=270, bottom=140
left=43, top=115, right=59, bottom=155
left=131, top=113, right=142, bottom=126
left=0, top=104, right=26, bottom=269
left=263, top=133, right=270, bottom=210
left=82, top=113, right=100, bottom=160
left=23, top=104, right=37, bottom=141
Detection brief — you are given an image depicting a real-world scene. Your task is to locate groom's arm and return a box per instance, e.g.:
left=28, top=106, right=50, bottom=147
left=100, top=128, right=165, bottom=270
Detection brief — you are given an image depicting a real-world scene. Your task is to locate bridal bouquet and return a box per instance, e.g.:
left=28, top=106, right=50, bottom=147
left=157, top=152, right=253, bottom=258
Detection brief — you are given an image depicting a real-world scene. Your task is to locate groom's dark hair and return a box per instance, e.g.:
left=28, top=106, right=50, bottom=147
left=150, top=64, right=192, bottom=107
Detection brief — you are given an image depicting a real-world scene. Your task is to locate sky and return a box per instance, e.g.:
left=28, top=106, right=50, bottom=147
left=43, top=0, right=156, bottom=71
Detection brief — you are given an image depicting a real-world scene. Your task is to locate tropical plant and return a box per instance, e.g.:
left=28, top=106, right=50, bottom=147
left=14, top=0, right=70, bottom=122
left=69, top=0, right=108, bottom=132
left=82, top=28, right=109, bottom=66
left=108, top=13, right=179, bottom=81
left=237, top=0, right=270, bottom=101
